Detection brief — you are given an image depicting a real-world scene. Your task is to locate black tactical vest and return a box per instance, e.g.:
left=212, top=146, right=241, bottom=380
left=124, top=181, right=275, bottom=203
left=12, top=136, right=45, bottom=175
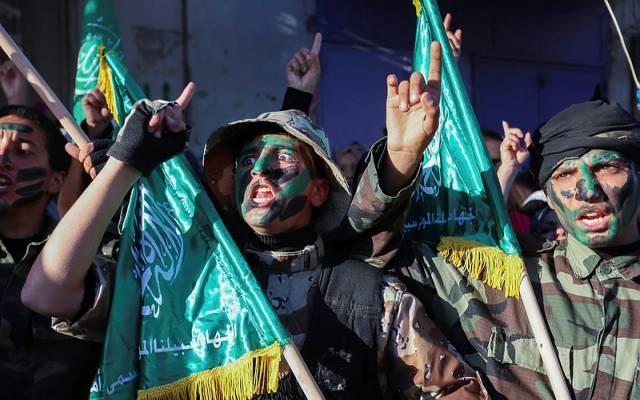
left=254, top=256, right=384, bottom=400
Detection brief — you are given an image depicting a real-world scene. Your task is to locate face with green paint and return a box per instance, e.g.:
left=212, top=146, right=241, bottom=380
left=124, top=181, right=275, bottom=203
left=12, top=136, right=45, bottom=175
left=545, top=149, right=640, bottom=248
left=0, top=115, right=64, bottom=210
left=234, top=132, right=329, bottom=235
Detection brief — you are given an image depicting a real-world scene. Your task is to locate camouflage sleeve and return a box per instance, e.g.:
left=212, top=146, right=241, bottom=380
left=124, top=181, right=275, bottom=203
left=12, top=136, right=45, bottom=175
left=378, top=274, right=488, bottom=399
left=51, top=245, right=116, bottom=343
left=329, top=138, right=420, bottom=268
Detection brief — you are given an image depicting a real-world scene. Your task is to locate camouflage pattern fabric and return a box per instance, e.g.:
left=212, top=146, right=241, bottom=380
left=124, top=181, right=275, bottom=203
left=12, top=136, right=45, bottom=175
left=328, top=139, right=415, bottom=269
left=398, top=234, right=640, bottom=399
left=0, top=217, right=102, bottom=400
left=245, top=236, right=487, bottom=399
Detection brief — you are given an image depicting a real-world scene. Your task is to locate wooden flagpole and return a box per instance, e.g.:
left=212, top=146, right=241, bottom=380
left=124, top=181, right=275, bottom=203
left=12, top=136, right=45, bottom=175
left=0, top=23, right=89, bottom=146
left=520, top=272, right=572, bottom=400
left=283, top=343, right=325, bottom=399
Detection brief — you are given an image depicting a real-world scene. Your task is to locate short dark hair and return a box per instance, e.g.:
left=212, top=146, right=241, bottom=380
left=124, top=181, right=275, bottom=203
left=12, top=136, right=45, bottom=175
left=0, top=105, right=70, bottom=172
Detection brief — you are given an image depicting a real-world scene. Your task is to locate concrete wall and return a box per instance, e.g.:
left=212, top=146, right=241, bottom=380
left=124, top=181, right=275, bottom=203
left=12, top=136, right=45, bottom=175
left=3, top=0, right=633, bottom=159
left=113, top=0, right=316, bottom=164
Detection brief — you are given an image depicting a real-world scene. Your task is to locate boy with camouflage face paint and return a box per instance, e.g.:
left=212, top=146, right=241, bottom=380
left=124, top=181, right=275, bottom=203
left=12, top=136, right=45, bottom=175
left=23, top=44, right=487, bottom=399
left=393, top=99, right=640, bottom=399
left=0, top=105, right=102, bottom=399
left=203, top=107, right=489, bottom=398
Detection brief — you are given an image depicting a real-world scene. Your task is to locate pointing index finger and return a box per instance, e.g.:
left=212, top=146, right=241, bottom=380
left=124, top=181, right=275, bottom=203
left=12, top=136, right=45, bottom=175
left=175, top=82, right=196, bottom=109
left=427, top=41, right=442, bottom=90
left=311, top=32, right=322, bottom=55
left=443, top=13, right=452, bottom=31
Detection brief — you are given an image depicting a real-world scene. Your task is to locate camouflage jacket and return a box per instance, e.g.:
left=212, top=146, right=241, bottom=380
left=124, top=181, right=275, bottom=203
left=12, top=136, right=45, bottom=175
left=0, top=217, right=102, bottom=399
left=398, top=234, right=640, bottom=399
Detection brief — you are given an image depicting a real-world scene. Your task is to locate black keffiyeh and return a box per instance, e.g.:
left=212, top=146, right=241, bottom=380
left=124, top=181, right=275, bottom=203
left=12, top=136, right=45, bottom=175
left=530, top=100, right=640, bottom=184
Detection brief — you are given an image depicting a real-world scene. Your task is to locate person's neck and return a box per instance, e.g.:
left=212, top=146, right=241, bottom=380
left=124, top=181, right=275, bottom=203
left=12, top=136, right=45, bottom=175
left=250, top=225, right=317, bottom=252
left=0, top=201, right=48, bottom=239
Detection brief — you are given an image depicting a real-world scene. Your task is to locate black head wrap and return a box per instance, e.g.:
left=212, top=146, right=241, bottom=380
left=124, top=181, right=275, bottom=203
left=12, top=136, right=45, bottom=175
left=530, top=100, right=640, bottom=184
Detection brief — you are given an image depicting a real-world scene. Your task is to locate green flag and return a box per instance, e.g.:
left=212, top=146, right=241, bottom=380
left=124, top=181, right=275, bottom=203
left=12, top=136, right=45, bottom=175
left=72, top=2, right=291, bottom=399
left=72, top=0, right=122, bottom=124
left=405, top=0, right=523, bottom=297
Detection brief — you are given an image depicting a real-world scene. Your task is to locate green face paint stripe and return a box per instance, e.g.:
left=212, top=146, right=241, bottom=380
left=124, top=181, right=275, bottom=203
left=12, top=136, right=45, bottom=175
left=278, top=195, right=308, bottom=221
left=15, top=181, right=44, bottom=197
left=280, top=167, right=311, bottom=197
left=0, top=123, right=33, bottom=132
left=259, top=135, right=296, bottom=149
left=15, top=167, right=47, bottom=182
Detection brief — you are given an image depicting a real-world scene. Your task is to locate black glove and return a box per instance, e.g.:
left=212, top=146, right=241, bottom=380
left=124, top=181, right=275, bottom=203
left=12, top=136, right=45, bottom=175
left=107, top=99, right=190, bottom=176
left=89, top=139, right=114, bottom=175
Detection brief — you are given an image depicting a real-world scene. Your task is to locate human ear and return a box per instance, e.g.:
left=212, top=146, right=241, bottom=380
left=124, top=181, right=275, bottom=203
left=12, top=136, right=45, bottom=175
left=309, top=178, right=329, bottom=207
left=542, top=181, right=558, bottom=213
left=47, top=170, right=66, bottom=195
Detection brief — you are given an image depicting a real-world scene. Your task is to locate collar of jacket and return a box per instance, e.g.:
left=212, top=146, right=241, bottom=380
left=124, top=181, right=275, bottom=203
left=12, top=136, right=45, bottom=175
left=566, top=234, right=640, bottom=280
left=245, top=237, right=325, bottom=274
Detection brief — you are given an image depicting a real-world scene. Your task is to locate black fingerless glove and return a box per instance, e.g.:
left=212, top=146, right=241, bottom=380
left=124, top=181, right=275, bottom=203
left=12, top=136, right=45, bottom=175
left=90, top=139, right=114, bottom=175
left=106, top=99, right=190, bottom=176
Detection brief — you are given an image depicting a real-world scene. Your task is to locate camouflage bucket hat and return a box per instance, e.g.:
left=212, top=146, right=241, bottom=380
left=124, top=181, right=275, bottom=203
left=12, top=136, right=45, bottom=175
left=203, top=109, right=351, bottom=234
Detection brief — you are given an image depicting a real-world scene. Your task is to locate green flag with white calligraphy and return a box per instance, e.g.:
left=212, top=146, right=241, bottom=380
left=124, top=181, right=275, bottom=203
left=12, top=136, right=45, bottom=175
left=74, top=2, right=291, bottom=399
left=406, top=0, right=523, bottom=297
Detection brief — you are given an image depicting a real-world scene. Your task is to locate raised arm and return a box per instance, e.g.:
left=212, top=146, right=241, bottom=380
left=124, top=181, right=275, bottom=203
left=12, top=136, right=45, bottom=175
left=329, top=42, right=443, bottom=267
left=496, top=120, right=532, bottom=203
left=282, top=32, right=322, bottom=115
left=21, top=83, right=195, bottom=319
left=383, top=41, right=442, bottom=193
left=57, top=88, right=114, bottom=216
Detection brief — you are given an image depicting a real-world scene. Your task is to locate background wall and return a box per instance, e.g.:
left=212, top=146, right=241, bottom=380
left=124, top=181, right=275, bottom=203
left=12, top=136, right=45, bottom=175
left=317, top=0, right=611, bottom=151
left=0, top=0, right=634, bottom=162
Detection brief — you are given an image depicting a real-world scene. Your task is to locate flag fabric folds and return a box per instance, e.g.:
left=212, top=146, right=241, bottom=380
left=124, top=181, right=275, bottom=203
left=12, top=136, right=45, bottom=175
left=405, top=0, right=523, bottom=297
left=73, top=2, right=291, bottom=399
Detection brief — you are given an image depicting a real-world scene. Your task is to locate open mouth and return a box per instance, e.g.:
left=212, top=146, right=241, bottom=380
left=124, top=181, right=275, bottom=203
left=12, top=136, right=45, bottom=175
left=249, top=184, right=275, bottom=207
left=576, top=210, right=612, bottom=232
left=0, top=174, right=12, bottom=193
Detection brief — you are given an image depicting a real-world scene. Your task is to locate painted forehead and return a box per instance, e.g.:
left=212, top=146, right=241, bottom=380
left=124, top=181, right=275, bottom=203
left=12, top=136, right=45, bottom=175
left=553, top=149, right=628, bottom=170
left=239, top=132, right=301, bottom=154
left=0, top=115, right=38, bottom=132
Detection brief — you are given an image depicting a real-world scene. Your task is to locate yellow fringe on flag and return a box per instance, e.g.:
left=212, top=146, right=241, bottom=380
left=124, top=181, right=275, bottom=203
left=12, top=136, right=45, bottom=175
left=412, top=0, right=422, bottom=16
left=97, top=46, right=120, bottom=125
left=437, top=237, right=523, bottom=298
left=137, top=342, right=282, bottom=400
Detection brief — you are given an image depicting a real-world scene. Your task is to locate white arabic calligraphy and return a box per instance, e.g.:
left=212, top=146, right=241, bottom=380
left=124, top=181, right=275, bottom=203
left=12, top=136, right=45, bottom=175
left=404, top=207, right=477, bottom=231
left=131, top=185, right=185, bottom=319
left=138, top=325, right=236, bottom=359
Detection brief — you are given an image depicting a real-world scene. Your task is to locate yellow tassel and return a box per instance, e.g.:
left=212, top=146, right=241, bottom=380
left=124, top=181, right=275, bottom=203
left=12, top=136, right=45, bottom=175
left=137, top=342, right=283, bottom=400
left=412, top=0, right=422, bottom=16
left=97, top=46, right=120, bottom=125
left=437, top=237, right=523, bottom=298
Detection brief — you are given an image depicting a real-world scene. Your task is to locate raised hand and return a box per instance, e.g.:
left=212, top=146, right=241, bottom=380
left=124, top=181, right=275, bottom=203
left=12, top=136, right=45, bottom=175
left=286, top=33, right=322, bottom=95
left=64, top=139, right=113, bottom=180
left=107, top=82, right=196, bottom=176
left=443, top=13, right=462, bottom=62
left=383, top=41, right=442, bottom=193
left=148, top=82, right=195, bottom=137
left=82, top=88, right=112, bottom=138
left=0, top=60, right=28, bottom=105
left=500, top=120, right=532, bottom=171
